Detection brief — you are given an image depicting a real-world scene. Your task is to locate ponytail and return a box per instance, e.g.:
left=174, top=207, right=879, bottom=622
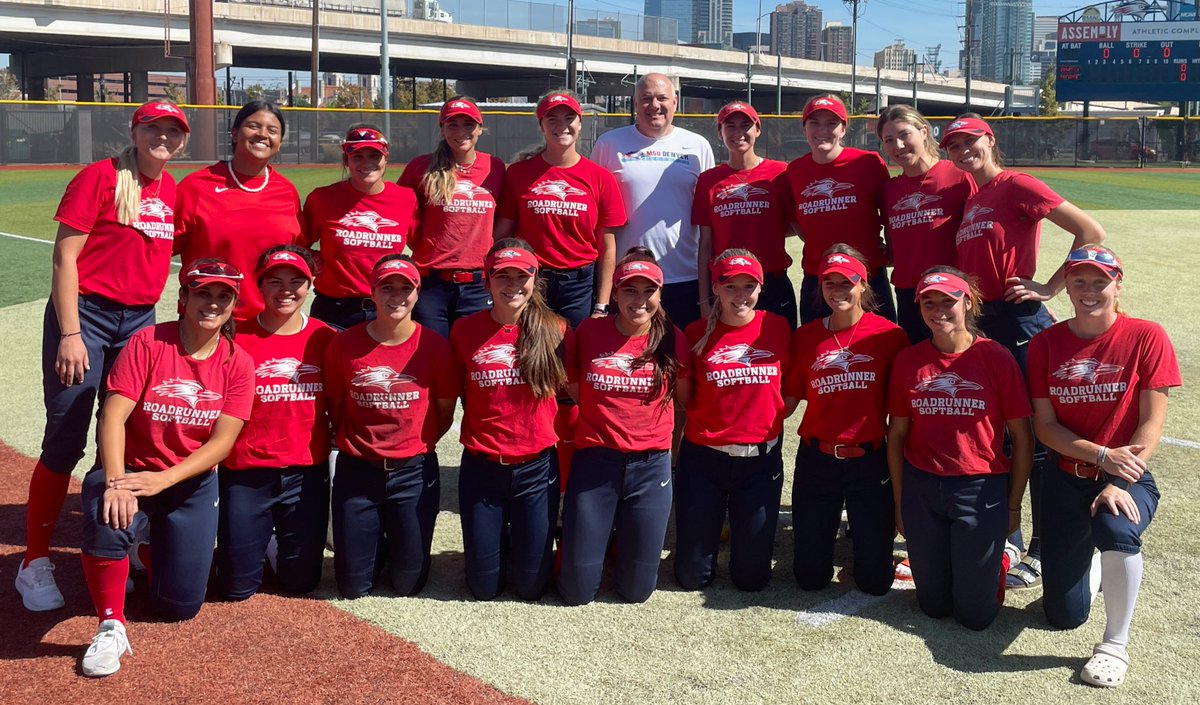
left=691, top=247, right=759, bottom=355
left=616, top=247, right=680, bottom=406
left=113, top=146, right=140, bottom=226
left=419, top=139, right=457, bottom=206
left=488, top=238, right=567, bottom=399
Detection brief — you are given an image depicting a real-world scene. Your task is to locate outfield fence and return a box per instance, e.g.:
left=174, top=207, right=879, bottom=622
left=2, top=100, right=1199, bottom=168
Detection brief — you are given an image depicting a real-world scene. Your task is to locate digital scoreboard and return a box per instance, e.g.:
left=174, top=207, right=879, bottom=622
left=1056, top=2, right=1200, bottom=101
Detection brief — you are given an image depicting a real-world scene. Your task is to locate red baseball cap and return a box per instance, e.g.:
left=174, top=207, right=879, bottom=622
left=1065, top=245, right=1123, bottom=278
left=256, top=249, right=313, bottom=283
left=711, top=254, right=764, bottom=284
left=342, top=127, right=389, bottom=156
left=537, top=92, right=583, bottom=121
left=485, top=247, right=539, bottom=276
left=612, top=260, right=664, bottom=289
left=802, top=96, right=848, bottom=124
left=440, top=98, right=483, bottom=125
left=819, top=252, right=868, bottom=284
left=915, top=271, right=972, bottom=301
left=717, top=102, right=760, bottom=127
left=180, top=259, right=243, bottom=293
left=939, top=117, right=993, bottom=148
left=371, top=258, right=421, bottom=290
left=131, top=101, right=190, bottom=133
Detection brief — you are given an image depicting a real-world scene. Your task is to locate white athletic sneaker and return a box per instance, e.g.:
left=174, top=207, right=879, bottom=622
left=81, top=619, right=132, bottom=677
left=15, top=557, right=65, bottom=611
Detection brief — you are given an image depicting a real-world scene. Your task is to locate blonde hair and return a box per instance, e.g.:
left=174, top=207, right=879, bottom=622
left=113, top=145, right=141, bottom=227
left=691, top=248, right=759, bottom=355
left=421, top=95, right=479, bottom=206
left=876, top=104, right=939, bottom=162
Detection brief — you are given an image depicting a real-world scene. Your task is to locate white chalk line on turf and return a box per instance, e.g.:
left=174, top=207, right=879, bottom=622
left=0, top=230, right=181, bottom=267
left=1162, top=436, right=1200, bottom=450
left=794, top=579, right=915, bottom=628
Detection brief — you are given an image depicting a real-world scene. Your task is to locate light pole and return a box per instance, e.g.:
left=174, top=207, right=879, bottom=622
left=755, top=0, right=763, bottom=57
left=381, top=0, right=390, bottom=137
left=566, top=0, right=577, bottom=93
left=845, top=0, right=863, bottom=113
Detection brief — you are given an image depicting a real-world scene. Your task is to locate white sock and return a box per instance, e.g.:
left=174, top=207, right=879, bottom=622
left=1088, top=550, right=1103, bottom=604
left=1100, top=550, right=1144, bottom=651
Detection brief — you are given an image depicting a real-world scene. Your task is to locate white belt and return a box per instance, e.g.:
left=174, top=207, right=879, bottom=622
left=709, top=435, right=780, bottom=458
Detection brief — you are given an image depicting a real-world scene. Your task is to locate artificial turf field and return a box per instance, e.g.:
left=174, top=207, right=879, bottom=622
left=0, top=166, right=1198, bottom=703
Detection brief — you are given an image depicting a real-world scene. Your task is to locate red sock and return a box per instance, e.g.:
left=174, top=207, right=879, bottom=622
left=24, top=460, right=72, bottom=566
left=80, top=555, right=128, bottom=624
left=998, top=552, right=1011, bottom=606
left=554, top=403, right=579, bottom=493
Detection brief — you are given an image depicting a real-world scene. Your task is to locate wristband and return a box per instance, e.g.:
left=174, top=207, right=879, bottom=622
left=1096, top=445, right=1109, bottom=466
left=592, top=304, right=610, bottom=314
left=61, top=331, right=81, bottom=338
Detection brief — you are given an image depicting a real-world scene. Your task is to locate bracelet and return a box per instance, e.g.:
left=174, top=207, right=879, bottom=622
left=60, top=331, right=81, bottom=338
left=592, top=304, right=610, bottom=314
left=1096, top=445, right=1109, bottom=466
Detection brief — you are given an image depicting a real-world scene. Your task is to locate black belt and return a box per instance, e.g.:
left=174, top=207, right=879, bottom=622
left=539, top=264, right=594, bottom=281
left=316, top=293, right=375, bottom=311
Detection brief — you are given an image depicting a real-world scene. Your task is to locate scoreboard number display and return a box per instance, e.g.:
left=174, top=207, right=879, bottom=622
left=1057, top=1, right=1200, bottom=101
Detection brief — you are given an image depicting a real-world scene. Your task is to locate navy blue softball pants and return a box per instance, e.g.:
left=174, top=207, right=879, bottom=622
left=81, top=466, right=217, bottom=621
left=332, top=452, right=439, bottom=599
left=673, top=438, right=784, bottom=592
left=215, top=463, right=329, bottom=600
left=557, top=447, right=673, bottom=605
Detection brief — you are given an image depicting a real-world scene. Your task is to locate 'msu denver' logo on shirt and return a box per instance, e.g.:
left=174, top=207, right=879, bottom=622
left=915, top=372, right=983, bottom=397
left=716, top=183, right=769, bottom=201
left=707, top=344, right=773, bottom=367
left=351, top=366, right=416, bottom=392
left=893, top=193, right=941, bottom=212
left=338, top=211, right=400, bottom=233
left=811, top=349, right=873, bottom=372
left=1053, top=358, right=1124, bottom=384
left=472, top=344, right=517, bottom=368
left=151, top=379, right=223, bottom=408
left=801, top=178, right=853, bottom=199
left=529, top=180, right=587, bottom=200
left=256, top=358, right=321, bottom=383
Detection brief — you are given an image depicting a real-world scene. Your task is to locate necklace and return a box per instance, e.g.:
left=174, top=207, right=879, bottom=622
left=226, top=160, right=271, bottom=193
left=453, top=155, right=476, bottom=173
left=828, top=313, right=864, bottom=351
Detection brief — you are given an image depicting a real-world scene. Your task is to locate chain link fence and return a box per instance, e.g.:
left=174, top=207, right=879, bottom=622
left=2, top=101, right=1198, bottom=168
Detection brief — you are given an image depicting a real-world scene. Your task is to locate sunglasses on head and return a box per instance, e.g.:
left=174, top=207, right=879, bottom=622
left=1067, top=248, right=1121, bottom=272
left=187, top=262, right=244, bottom=281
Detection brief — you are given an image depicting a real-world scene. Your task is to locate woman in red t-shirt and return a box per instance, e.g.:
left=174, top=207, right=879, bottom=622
left=677, top=250, right=791, bottom=591
left=782, top=94, right=895, bottom=325
left=323, top=255, right=458, bottom=599
left=693, top=103, right=796, bottom=329
left=496, top=90, right=626, bottom=328
left=16, top=101, right=189, bottom=616
left=1028, top=245, right=1180, bottom=688
left=450, top=239, right=567, bottom=601
left=174, top=100, right=303, bottom=324
left=876, top=105, right=976, bottom=342
left=77, top=258, right=255, bottom=677
left=786, top=245, right=910, bottom=596
left=217, top=245, right=336, bottom=601
left=941, top=115, right=1107, bottom=591
left=887, top=267, right=1033, bottom=630
left=558, top=249, right=691, bottom=605
left=305, top=126, right=419, bottom=330
left=400, top=97, right=505, bottom=340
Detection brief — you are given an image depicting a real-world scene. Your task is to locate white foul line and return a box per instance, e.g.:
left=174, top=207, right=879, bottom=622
left=0, top=230, right=181, bottom=267
left=794, top=579, right=915, bottom=628
left=1162, top=436, right=1200, bottom=450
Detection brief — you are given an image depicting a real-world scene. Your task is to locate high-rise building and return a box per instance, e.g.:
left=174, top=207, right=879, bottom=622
left=822, top=22, right=852, bottom=64
left=770, top=1, right=822, bottom=60
left=874, top=40, right=916, bottom=72
left=1030, top=15, right=1058, bottom=83
left=576, top=17, right=622, bottom=39
left=645, top=0, right=731, bottom=47
left=645, top=0, right=695, bottom=44
left=961, top=0, right=1034, bottom=84
left=732, top=31, right=770, bottom=52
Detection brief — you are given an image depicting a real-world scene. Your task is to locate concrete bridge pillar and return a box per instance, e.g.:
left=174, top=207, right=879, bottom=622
left=131, top=72, right=150, bottom=103
left=77, top=74, right=96, bottom=102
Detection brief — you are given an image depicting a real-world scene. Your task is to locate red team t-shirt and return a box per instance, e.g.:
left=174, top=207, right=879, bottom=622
left=786, top=312, right=909, bottom=445
left=691, top=160, right=792, bottom=273
left=685, top=311, right=791, bottom=445
left=302, top=181, right=420, bottom=298
left=398, top=152, right=505, bottom=271
left=451, top=311, right=562, bottom=457
left=954, top=171, right=1064, bottom=302
left=54, top=158, right=177, bottom=306
left=225, top=316, right=336, bottom=470
left=881, top=160, right=976, bottom=289
left=323, top=324, right=458, bottom=460
left=782, top=148, right=890, bottom=275
left=888, top=338, right=1031, bottom=476
left=498, top=156, right=626, bottom=270
left=174, top=162, right=303, bottom=321
left=567, top=316, right=692, bottom=452
left=1028, top=316, right=1181, bottom=448
left=106, top=323, right=254, bottom=473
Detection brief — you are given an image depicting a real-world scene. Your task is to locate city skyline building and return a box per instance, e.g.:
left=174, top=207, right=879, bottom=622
left=770, top=1, right=822, bottom=60
left=821, top=21, right=852, bottom=64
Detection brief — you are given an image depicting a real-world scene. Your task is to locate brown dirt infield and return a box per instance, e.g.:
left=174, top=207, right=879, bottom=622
left=0, top=441, right=530, bottom=705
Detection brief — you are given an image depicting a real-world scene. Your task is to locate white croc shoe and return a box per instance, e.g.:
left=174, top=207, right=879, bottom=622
left=15, top=557, right=65, bottom=611
left=81, top=619, right=132, bottom=677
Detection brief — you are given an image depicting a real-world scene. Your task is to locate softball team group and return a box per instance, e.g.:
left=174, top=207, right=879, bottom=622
left=13, top=89, right=1178, bottom=690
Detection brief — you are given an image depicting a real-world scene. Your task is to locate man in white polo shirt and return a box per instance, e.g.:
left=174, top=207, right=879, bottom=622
left=591, top=72, right=715, bottom=327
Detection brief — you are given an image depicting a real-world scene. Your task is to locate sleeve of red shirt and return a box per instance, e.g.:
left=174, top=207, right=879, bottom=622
left=595, top=166, right=628, bottom=229
left=1026, top=330, right=1051, bottom=399
left=1136, top=321, right=1182, bottom=390
left=424, top=329, right=459, bottom=401
left=448, top=321, right=469, bottom=397
left=299, top=190, right=320, bottom=247
left=106, top=328, right=152, bottom=403
left=564, top=323, right=582, bottom=385
left=323, top=336, right=347, bottom=427
left=1013, top=174, right=1065, bottom=221
left=672, top=327, right=693, bottom=380
left=286, top=182, right=304, bottom=246
left=401, top=185, right=422, bottom=246
left=782, top=327, right=810, bottom=400
left=172, top=176, right=196, bottom=257
left=879, top=327, right=911, bottom=389
left=54, top=162, right=105, bottom=234
left=397, top=159, right=422, bottom=191
left=498, top=165, right=520, bottom=221
left=777, top=166, right=798, bottom=228
left=887, top=350, right=913, bottom=418
left=993, top=345, right=1033, bottom=420
left=690, top=170, right=713, bottom=228
left=221, top=346, right=256, bottom=421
